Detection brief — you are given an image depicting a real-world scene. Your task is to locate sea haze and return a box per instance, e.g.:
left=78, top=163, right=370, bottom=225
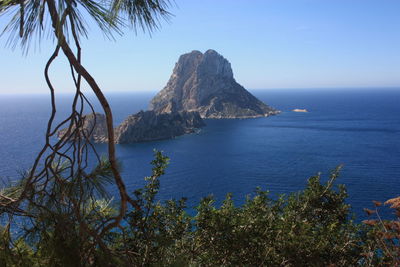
left=0, top=89, right=399, bottom=220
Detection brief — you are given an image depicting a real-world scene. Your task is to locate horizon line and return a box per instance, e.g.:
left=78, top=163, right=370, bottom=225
left=1, top=86, right=399, bottom=95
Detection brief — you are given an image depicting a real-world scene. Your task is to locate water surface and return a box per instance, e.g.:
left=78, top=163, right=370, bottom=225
left=0, top=89, right=399, bottom=219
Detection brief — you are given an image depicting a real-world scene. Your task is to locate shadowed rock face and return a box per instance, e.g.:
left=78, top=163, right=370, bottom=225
left=58, top=111, right=205, bottom=144
left=150, top=49, right=279, bottom=118
left=114, top=110, right=205, bottom=144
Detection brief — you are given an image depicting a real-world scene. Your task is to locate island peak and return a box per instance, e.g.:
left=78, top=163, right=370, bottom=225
left=150, top=49, right=279, bottom=119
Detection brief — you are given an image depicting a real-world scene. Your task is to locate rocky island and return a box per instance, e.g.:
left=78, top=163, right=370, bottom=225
left=58, top=49, right=279, bottom=143
left=150, top=49, right=279, bottom=118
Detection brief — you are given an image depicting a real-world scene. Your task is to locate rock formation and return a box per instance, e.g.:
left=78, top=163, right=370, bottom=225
left=58, top=49, right=279, bottom=144
left=150, top=49, right=279, bottom=118
left=58, top=111, right=205, bottom=144
left=114, top=110, right=204, bottom=144
left=57, top=113, right=108, bottom=143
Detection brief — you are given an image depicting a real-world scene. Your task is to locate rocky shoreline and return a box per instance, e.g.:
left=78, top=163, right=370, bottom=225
left=58, top=111, right=205, bottom=144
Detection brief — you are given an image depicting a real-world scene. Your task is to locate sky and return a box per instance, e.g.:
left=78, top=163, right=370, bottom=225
left=0, top=0, right=400, bottom=94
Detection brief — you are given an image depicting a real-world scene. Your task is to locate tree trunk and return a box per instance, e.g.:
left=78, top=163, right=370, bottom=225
left=46, top=0, right=135, bottom=232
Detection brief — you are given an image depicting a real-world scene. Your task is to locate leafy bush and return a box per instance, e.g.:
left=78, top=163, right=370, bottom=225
left=0, top=152, right=399, bottom=266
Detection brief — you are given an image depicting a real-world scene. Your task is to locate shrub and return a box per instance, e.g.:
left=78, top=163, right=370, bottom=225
left=1, top=153, right=398, bottom=266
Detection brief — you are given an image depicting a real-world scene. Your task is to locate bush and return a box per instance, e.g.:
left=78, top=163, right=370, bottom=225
left=0, top=152, right=399, bottom=266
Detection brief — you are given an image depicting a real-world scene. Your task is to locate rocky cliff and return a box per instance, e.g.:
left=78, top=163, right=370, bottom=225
left=150, top=49, right=279, bottom=118
left=114, top=110, right=204, bottom=144
left=58, top=111, right=205, bottom=144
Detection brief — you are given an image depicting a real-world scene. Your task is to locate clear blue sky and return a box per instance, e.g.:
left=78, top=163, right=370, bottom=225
left=1, top=0, right=399, bottom=94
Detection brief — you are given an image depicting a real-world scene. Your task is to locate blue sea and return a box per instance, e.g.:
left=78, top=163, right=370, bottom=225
left=0, top=89, right=399, bottom=220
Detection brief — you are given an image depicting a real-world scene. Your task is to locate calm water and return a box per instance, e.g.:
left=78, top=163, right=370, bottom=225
left=0, top=89, right=399, bottom=219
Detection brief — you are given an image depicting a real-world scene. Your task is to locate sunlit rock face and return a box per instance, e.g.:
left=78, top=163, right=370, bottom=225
left=150, top=49, right=279, bottom=118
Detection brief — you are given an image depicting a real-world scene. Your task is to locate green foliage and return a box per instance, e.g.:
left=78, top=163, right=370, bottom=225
left=0, top=157, right=118, bottom=266
left=116, top=151, right=191, bottom=266
left=0, top=0, right=171, bottom=49
left=182, top=167, right=361, bottom=266
left=1, top=152, right=399, bottom=266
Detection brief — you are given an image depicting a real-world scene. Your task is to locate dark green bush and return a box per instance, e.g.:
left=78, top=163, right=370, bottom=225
left=0, top=152, right=398, bottom=266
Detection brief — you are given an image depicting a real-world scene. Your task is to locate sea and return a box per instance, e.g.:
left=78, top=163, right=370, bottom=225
left=0, top=88, right=399, bottom=220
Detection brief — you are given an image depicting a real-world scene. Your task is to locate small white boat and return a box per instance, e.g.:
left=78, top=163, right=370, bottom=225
left=292, top=108, right=308, bottom=113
